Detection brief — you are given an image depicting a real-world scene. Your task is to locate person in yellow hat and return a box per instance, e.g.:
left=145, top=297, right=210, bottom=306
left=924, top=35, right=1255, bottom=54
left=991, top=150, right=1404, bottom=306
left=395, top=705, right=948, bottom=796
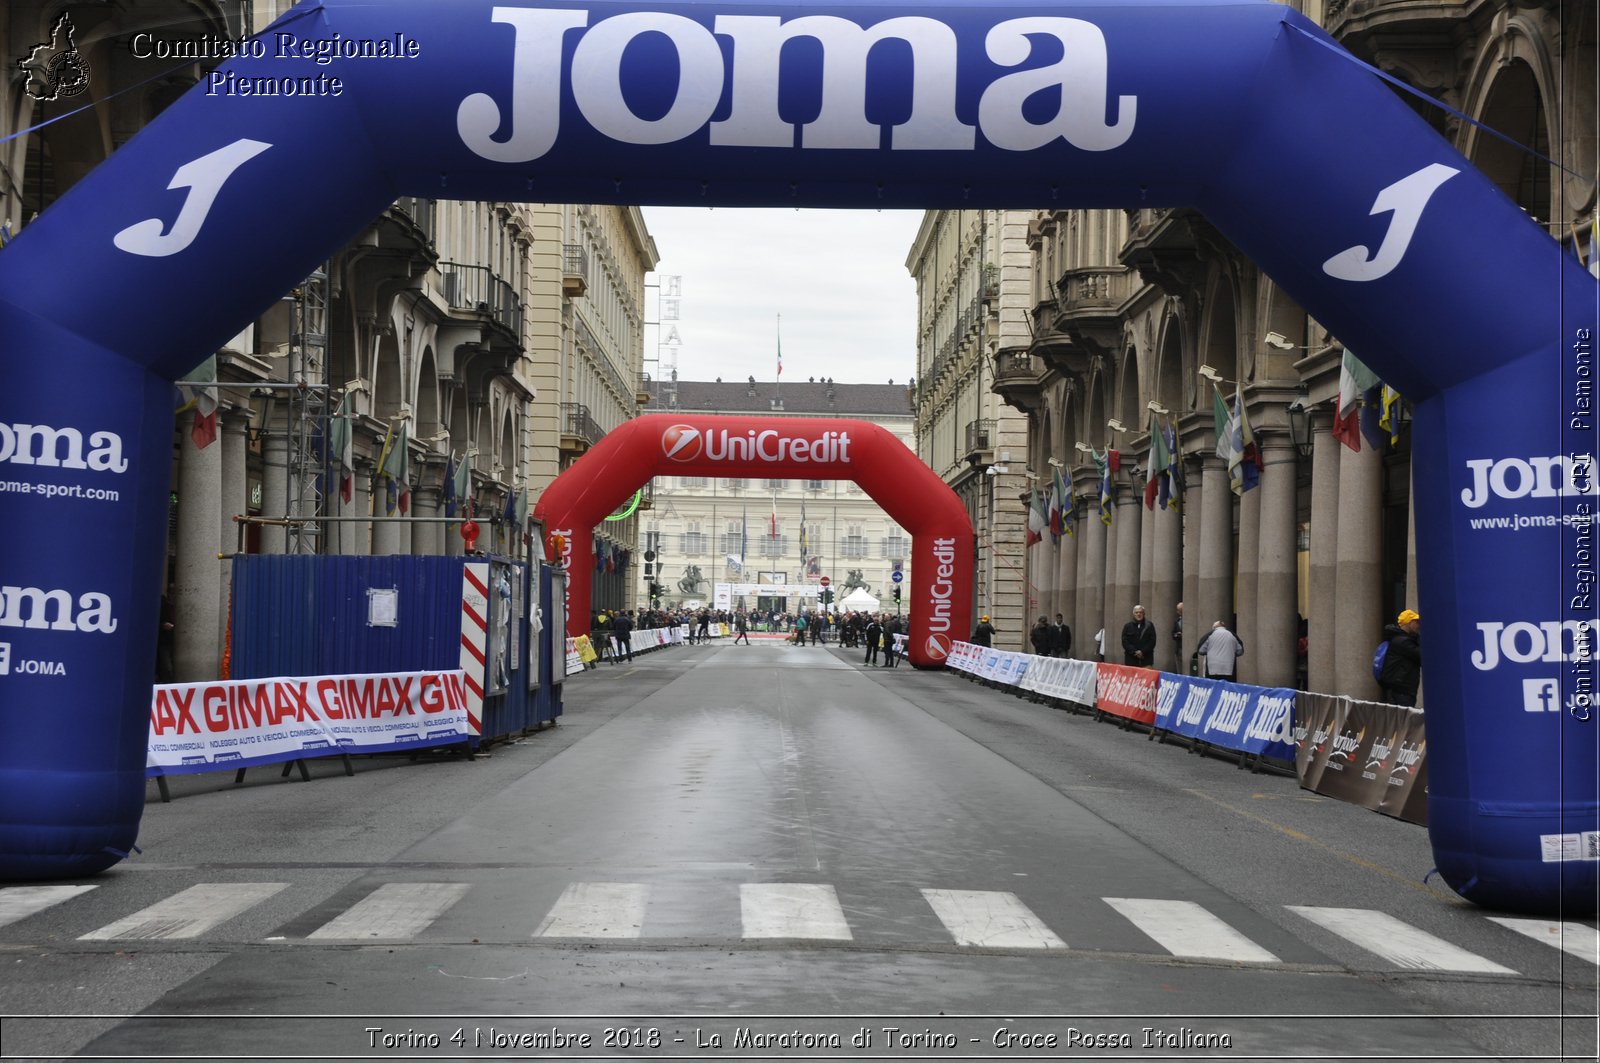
left=1378, top=609, right=1422, bottom=706
left=972, top=614, right=997, bottom=648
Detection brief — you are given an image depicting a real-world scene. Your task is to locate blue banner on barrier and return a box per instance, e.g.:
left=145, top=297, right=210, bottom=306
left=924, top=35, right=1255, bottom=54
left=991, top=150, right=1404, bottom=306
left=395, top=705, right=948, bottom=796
left=1154, top=673, right=1295, bottom=762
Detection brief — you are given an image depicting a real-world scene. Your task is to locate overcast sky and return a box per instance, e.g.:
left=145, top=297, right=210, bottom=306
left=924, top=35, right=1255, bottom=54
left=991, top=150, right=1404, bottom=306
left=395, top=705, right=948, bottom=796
left=641, top=207, right=925, bottom=387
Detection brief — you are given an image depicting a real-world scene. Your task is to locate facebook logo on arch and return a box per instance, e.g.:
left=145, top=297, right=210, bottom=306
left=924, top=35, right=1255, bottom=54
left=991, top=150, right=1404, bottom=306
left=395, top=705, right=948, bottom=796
left=1522, top=678, right=1559, bottom=712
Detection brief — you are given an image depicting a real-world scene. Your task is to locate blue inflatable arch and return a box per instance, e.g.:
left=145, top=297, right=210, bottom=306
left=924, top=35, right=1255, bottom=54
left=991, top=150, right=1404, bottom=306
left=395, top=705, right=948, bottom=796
left=0, top=0, right=1594, bottom=914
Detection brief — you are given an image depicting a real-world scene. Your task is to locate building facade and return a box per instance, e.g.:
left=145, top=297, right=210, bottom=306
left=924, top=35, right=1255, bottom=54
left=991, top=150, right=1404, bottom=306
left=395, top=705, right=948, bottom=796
left=996, top=0, right=1596, bottom=701
left=2, top=2, right=655, bottom=682
left=907, top=210, right=1034, bottom=650
left=643, top=379, right=916, bottom=617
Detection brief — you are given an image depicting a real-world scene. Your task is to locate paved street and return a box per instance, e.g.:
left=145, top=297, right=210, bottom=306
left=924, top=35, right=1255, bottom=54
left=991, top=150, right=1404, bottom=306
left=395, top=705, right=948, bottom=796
left=1, top=641, right=1595, bottom=1061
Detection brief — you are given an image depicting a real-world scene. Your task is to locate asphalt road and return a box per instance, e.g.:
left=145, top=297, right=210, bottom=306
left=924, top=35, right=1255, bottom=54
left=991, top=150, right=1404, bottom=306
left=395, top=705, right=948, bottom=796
left=0, top=639, right=1594, bottom=1062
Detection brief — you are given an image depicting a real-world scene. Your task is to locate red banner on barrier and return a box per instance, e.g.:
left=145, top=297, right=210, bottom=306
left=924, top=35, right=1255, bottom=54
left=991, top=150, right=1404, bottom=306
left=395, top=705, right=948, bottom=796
left=1095, top=663, right=1159, bottom=725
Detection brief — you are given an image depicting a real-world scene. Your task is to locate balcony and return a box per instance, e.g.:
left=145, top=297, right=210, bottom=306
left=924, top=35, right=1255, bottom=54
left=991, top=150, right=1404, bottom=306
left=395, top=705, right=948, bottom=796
left=964, top=418, right=995, bottom=466
left=440, top=261, right=523, bottom=341
left=562, top=244, right=589, bottom=298
left=637, top=371, right=653, bottom=406
left=1119, top=207, right=1206, bottom=298
left=991, top=347, right=1048, bottom=414
left=560, top=402, right=603, bottom=458
left=1052, top=266, right=1133, bottom=357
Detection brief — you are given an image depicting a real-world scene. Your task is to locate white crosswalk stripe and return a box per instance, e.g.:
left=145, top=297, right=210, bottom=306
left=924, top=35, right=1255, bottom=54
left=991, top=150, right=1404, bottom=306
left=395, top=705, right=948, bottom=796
left=307, top=883, right=471, bottom=940
left=921, top=889, right=1066, bottom=949
left=0, top=884, right=98, bottom=929
left=1487, top=917, right=1600, bottom=965
left=535, top=882, right=647, bottom=938
left=741, top=883, right=852, bottom=940
left=80, top=883, right=288, bottom=941
left=1287, top=905, right=1517, bottom=974
left=1104, top=897, right=1278, bottom=963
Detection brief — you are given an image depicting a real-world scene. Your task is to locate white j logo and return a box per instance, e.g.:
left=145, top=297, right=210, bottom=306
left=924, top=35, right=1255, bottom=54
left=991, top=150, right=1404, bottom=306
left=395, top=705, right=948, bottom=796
left=113, top=139, right=272, bottom=258
left=1322, top=163, right=1459, bottom=283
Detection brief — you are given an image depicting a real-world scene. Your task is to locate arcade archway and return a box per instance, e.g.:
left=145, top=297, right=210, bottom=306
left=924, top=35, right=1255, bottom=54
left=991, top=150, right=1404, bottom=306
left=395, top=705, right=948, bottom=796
left=535, top=415, right=972, bottom=668
left=0, top=0, right=1593, bottom=914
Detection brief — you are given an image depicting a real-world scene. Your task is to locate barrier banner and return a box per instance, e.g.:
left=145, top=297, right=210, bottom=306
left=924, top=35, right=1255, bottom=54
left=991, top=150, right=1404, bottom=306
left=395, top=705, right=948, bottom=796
left=993, top=651, right=1029, bottom=687
left=147, top=669, right=471, bottom=777
left=1095, top=664, right=1159, bottom=725
left=1379, top=709, right=1429, bottom=826
left=1233, top=686, right=1298, bottom=760
left=1294, top=691, right=1345, bottom=790
left=1307, top=696, right=1386, bottom=807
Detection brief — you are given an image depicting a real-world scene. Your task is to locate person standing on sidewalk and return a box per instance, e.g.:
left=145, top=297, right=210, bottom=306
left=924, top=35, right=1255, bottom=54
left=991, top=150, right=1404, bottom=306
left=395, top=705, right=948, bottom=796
left=1121, top=605, right=1157, bottom=668
left=864, top=614, right=883, bottom=666
left=1196, top=619, right=1243, bottom=681
left=733, top=611, right=750, bottom=645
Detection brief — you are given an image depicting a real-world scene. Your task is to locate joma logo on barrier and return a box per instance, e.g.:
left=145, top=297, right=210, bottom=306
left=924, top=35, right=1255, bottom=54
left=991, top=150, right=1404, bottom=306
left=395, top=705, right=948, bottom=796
left=925, top=537, right=956, bottom=634
left=1244, top=694, right=1294, bottom=744
left=0, top=423, right=128, bottom=474
left=459, top=8, right=1136, bottom=163
left=1202, top=689, right=1251, bottom=737
left=0, top=585, right=118, bottom=633
left=1471, top=620, right=1592, bottom=671
left=1460, top=454, right=1595, bottom=508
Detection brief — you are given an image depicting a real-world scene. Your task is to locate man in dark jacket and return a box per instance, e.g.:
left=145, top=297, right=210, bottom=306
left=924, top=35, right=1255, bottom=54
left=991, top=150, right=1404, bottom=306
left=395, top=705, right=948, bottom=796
left=1121, top=604, right=1157, bottom=667
left=611, top=610, right=634, bottom=663
left=1380, top=609, right=1422, bottom=706
left=1053, top=613, right=1072, bottom=658
left=1030, top=615, right=1054, bottom=655
left=971, top=615, right=996, bottom=647
left=864, top=615, right=883, bottom=666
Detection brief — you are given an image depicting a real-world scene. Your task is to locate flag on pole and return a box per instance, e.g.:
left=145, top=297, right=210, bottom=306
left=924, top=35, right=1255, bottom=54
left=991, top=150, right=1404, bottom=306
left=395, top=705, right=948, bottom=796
left=1333, top=349, right=1382, bottom=452
left=1026, top=490, right=1047, bottom=546
left=453, top=449, right=473, bottom=516
left=1144, top=411, right=1168, bottom=510
left=443, top=453, right=457, bottom=517
left=377, top=419, right=410, bottom=515
left=1232, top=385, right=1263, bottom=493
left=776, top=314, right=783, bottom=378
left=1049, top=467, right=1067, bottom=541
left=1164, top=418, right=1184, bottom=509
left=769, top=492, right=778, bottom=539
left=1094, top=447, right=1114, bottom=525
left=328, top=394, right=355, bottom=504
left=1212, top=383, right=1238, bottom=468
left=799, top=500, right=808, bottom=565
left=180, top=354, right=220, bottom=450
left=741, top=505, right=748, bottom=563
left=1063, top=489, right=1077, bottom=538
left=1378, top=386, right=1404, bottom=445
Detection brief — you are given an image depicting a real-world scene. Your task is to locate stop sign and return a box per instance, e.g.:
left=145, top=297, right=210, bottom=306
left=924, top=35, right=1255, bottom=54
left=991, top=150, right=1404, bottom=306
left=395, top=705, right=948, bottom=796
left=819, top=576, right=831, bottom=587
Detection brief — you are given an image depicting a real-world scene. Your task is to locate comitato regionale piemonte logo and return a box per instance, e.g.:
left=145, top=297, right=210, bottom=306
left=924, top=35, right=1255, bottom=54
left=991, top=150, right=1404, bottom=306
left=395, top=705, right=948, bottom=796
left=19, top=13, right=91, bottom=102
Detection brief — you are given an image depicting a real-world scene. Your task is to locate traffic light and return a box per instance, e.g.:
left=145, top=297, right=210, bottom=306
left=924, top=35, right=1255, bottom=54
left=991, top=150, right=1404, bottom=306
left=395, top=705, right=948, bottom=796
left=892, top=586, right=901, bottom=602
left=821, top=588, right=834, bottom=606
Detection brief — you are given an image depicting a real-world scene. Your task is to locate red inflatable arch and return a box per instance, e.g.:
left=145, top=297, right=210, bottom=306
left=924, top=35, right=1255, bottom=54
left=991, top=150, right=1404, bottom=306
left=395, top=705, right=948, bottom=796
left=534, top=414, right=973, bottom=668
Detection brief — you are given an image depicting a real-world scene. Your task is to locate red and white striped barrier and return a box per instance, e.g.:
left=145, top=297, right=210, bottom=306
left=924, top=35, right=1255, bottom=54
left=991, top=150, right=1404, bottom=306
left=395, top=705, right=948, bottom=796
left=459, top=562, right=489, bottom=735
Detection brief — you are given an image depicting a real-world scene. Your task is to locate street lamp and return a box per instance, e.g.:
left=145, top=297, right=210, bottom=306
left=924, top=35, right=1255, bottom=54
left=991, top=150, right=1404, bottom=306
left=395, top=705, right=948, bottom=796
left=1287, top=393, right=1313, bottom=457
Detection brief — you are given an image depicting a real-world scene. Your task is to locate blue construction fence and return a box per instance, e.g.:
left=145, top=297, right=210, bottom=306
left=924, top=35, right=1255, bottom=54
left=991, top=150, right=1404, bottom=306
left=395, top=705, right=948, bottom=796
left=228, top=553, right=565, bottom=742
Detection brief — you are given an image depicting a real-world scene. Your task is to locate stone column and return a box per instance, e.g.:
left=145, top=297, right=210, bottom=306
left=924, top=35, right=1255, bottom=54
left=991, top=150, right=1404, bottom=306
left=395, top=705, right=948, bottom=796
left=1181, top=453, right=1204, bottom=668
left=349, top=460, right=374, bottom=556
left=1101, top=484, right=1121, bottom=655
left=1038, top=512, right=1058, bottom=623
left=1307, top=412, right=1339, bottom=693
left=174, top=428, right=222, bottom=681
left=260, top=425, right=289, bottom=554
left=1334, top=430, right=1384, bottom=700
left=1151, top=503, right=1183, bottom=673
left=218, top=411, right=250, bottom=652
left=1056, top=513, right=1079, bottom=655
left=371, top=475, right=412, bottom=556
left=1255, top=433, right=1300, bottom=688
left=1198, top=455, right=1233, bottom=658
left=1113, top=487, right=1143, bottom=640
left=1138, top=472, right=1156, bottom=612
left=1235, top=472, right=1261, bottom=684
left=1078, top=477, right=1107, bottom=658
left=411, top=460, right=443, bottom=556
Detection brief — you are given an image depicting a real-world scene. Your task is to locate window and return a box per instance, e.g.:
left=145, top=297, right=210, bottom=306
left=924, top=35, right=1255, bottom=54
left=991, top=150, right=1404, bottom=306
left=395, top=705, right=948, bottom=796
left=723, top=477, right=747, bottom=491
left=883, top=533, right=908, bottom=560
left=759, top=534, right=789, bottom=558
left=681, top=521, right=707, bottom=555
left=841, top=535, right=868, bottom=559
left=763, top=478, right=788, bottom=490
left=681, top=475, right=708, bottom=488
left=804, top=479, right=825, bottom=491
left=719, top=520, right=747, bottom=555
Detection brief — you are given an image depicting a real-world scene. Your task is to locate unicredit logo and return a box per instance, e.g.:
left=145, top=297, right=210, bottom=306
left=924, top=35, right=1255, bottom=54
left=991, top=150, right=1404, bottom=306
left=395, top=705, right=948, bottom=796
left=925, top=633, right=951, bottom=660
left=662, top=424, right=704, bottom=462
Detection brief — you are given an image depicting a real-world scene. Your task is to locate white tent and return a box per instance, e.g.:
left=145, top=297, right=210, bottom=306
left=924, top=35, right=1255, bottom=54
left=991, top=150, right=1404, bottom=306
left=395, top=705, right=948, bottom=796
left=837, top=587, right=880, bottom=611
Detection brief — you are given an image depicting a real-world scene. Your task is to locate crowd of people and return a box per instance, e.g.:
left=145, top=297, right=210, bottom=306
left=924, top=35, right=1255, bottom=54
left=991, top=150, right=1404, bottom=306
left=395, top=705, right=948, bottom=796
left=584, top=598, right=1422, bottom=708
